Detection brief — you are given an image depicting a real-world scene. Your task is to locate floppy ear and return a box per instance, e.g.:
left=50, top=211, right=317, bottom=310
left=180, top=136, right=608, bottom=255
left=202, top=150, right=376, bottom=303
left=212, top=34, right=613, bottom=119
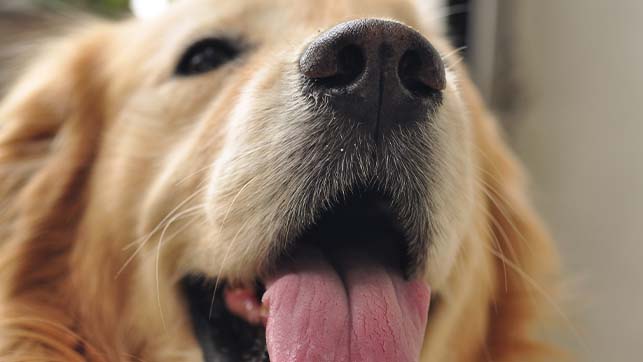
left=462, top=75, right=564, bottom=360
left=0, top=26, right=109, bottom=227
left=0, top=26, right=111, bottom=359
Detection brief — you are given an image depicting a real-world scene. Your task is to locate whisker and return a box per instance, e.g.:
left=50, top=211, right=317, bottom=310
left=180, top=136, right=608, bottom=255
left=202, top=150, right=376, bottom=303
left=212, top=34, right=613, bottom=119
left=155, top=205, right=205, bottom=331
left=471, top=153, right=585, bottom=349
left=474, top=192, right=510, bottom=293
left=479, top=184, right=524, bottom=267
left=208, top=217, right=254, bottom=319
left=445, top=56, right=465, bottom=71
left=441, top=46, right=468, bottom=61
left=204, top=175, right=260, bottom=317
left=481, top=242, right=585, bottom=349
left=478, top=174, right=537, bottom=258
left=175, top=164, right=215, bottom=186
left=218, top=176, right=258, bottom=237
left=115, top=185, right=207, bottom=278
left=473, top=146, right=537, bottom=256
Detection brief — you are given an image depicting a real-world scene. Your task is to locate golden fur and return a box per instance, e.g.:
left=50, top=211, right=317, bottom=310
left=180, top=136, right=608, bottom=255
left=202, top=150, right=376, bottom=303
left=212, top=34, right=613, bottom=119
left=0, top=0, right=562, bottom=361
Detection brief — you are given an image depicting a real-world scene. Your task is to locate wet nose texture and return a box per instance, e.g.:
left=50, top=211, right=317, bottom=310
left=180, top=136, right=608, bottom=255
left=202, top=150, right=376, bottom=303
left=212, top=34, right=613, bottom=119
left=300, top=19, right=446, bottom=137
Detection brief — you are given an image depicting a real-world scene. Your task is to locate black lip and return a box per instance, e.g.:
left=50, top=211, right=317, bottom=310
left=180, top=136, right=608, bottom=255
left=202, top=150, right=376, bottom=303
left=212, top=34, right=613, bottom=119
left=181, top=276, right=268, bottom=362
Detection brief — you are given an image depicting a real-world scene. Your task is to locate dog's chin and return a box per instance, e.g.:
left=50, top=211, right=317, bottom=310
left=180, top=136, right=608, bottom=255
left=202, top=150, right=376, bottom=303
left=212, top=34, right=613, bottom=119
left=181, top=187, right=429, bottom=362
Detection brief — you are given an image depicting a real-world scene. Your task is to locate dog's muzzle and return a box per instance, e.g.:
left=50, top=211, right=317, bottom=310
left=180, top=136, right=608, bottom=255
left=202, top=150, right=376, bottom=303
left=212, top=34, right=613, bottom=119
left=185, top=19, right=445, bottom=362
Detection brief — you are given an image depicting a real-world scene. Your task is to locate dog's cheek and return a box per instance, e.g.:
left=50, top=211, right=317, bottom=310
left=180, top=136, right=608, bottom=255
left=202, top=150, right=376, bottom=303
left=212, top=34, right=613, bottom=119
left=422, top=80, right=479, bottom=290
left=182, top=62, right=299, bottom=280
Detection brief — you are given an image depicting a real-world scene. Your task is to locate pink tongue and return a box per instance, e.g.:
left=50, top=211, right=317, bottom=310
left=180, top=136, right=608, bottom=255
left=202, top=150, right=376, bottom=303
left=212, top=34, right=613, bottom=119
left=262, top=247, right=430, bottom=362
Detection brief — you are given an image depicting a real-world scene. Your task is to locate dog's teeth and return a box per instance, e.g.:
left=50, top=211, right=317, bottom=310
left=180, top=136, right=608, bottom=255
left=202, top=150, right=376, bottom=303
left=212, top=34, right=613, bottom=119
left=224, top=285, right=265, bottom=326
left=259, top=304, right=269, bottom=326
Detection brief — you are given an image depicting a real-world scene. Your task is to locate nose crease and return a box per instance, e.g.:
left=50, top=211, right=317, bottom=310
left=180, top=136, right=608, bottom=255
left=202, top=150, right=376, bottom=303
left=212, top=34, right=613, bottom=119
left=375, top=65, right=385, bottom=145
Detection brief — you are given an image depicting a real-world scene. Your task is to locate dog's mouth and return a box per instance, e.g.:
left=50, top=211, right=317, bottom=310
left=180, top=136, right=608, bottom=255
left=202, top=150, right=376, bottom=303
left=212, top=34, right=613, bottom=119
left=182, top=190, right=431, bottom=362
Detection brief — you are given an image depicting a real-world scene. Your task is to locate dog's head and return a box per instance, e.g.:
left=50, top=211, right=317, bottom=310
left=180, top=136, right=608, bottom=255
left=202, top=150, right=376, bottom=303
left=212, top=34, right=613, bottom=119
left=99, top=0, right=469, bottom=283
left=0, top=0, right=559, bottom=361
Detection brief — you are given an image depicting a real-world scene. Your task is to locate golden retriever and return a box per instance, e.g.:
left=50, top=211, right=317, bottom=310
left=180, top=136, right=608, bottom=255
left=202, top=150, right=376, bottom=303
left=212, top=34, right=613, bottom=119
left=0, top=0, right=562, bottom=361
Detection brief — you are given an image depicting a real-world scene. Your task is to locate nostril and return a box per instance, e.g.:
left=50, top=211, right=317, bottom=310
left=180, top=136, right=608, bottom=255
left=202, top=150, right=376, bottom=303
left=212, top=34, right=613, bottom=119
left=312, top=44, right=365, bottom=89
left=398, top=50, right=436, bottom=98
left=398, top=48, right=446, bottom=98
left=337, top=45, right=366, bottom=83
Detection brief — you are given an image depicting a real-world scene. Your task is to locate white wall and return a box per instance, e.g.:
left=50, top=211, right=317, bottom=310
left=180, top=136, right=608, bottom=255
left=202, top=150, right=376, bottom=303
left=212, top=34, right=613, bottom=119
left=473, top=1, right=643, bottom=360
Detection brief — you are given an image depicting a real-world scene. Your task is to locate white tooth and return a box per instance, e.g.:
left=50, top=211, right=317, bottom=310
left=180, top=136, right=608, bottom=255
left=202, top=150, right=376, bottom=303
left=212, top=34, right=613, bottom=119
left=244, top=300, right=255, bottom=312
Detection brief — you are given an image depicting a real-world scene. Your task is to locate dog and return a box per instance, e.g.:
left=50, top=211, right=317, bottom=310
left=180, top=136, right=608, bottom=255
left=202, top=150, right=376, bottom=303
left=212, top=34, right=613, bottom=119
left=0, top=0, right=562, bottom=361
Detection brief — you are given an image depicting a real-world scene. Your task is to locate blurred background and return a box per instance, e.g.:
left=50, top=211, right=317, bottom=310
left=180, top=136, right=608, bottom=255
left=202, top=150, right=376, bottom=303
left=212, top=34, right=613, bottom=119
left=0, top=0, right=640, bottom=360
left=465, top=2, right=642, bottom=361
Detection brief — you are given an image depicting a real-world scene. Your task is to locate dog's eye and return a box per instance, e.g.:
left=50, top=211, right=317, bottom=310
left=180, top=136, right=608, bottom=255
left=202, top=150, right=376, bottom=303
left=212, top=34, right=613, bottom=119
left=176, top=38, right=240, bottom=76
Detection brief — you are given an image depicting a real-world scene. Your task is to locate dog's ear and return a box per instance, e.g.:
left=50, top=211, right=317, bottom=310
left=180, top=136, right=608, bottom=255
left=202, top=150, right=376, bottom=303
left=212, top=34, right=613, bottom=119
left=0, top=26, right=110, bottom=215
left=0, top=25, right=113, bottom=360
left=461, top=72, right=564, bottom=360
left=0, top=26, right=111, bottom=301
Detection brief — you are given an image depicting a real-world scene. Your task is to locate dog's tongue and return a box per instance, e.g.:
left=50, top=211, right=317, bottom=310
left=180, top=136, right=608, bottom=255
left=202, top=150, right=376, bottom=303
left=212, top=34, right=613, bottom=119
left=262, top=246, right=430, bottom=362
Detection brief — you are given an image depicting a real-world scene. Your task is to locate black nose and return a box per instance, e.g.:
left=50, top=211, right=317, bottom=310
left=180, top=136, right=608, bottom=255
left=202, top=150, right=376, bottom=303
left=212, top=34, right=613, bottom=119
left=300, top=19, right=445, bottom=133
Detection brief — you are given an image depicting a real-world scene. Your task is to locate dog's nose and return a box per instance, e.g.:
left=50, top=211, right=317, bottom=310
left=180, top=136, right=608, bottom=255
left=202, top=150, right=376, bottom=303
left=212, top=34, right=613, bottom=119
left=300, top=19, right=445, bottom=131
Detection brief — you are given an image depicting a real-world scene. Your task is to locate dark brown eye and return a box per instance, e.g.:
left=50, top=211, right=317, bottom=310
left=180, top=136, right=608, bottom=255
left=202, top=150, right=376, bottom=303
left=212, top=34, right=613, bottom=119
left=176, top=38, right=240, bottom=76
